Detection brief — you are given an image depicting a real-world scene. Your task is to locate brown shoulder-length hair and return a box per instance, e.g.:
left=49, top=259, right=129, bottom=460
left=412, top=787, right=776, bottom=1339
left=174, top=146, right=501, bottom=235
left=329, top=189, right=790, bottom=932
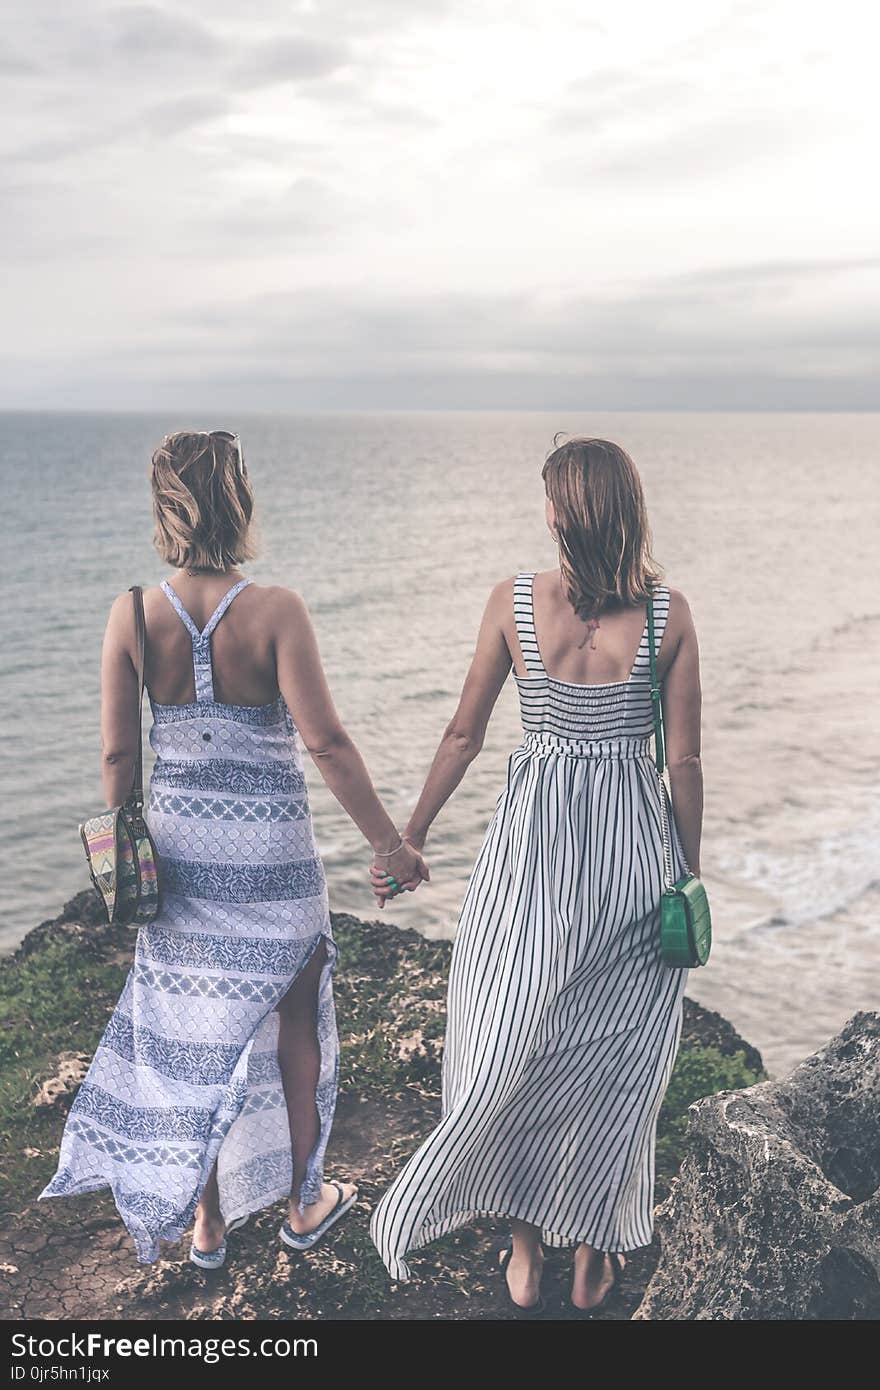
left=151, top=431, right=257, bottom=571
left=541, top=436, right=663, bottom=622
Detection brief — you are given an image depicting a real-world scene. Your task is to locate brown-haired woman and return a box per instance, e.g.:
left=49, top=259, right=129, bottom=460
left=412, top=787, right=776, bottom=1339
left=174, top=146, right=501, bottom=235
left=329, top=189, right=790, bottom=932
left=370, top=437, right=702, bottom=1315
left=41, top=430, right=427, bottom=1267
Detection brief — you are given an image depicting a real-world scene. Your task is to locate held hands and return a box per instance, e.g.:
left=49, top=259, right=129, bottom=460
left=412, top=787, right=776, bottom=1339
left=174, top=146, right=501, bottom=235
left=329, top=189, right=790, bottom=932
left=370, top=837, right=430, bottom=909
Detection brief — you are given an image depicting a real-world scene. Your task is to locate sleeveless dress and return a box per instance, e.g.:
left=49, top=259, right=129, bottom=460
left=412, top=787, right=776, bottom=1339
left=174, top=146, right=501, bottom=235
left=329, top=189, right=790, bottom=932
left=40, top=578, right=339, bottom=1263
left=370, top=574, right=689, bottom=1280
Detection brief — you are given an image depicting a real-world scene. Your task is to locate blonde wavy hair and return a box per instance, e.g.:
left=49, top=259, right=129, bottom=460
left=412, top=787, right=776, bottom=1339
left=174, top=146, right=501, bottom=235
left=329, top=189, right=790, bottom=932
left=151, top=431, right=257, bottom=571
left=542, top=436, right=663, bottom=622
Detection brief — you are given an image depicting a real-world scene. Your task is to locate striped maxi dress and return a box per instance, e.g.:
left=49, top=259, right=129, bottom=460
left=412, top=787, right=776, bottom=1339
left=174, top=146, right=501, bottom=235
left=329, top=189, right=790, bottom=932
left=41, top=578, right=339, bottom=1262
left=370, top=573, right=689, bottom=1280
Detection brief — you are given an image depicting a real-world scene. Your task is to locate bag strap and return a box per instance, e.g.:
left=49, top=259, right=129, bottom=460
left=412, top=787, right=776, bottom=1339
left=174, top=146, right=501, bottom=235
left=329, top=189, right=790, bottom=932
left=128, top=585, right=147, bottom=809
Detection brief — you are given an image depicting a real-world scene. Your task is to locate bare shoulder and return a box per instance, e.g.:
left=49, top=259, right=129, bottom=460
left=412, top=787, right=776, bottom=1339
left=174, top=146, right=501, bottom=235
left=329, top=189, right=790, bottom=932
left=487, top=575, right=516, bottom=610
left=253, top=583, right=313, bottom=630
left=108, top=590, right=133, bottom=618
left=666, top=586, right=696, bottom=628
left=140, top=583, right=169, bottom=611
left=106, top=590, right=138, bottom=633
left=670, top=583, right=697, bottom=617
left=103, top=590, right=143, bottom=660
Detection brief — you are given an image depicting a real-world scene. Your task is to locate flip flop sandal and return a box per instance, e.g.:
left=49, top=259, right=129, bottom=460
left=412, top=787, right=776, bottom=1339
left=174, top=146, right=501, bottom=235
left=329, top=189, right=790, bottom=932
left=279, top=1182, right=358, bottom=1252
left=497, top=1242, right=546, bottom=1317
left=190, top=1214, right=249, bottom=1270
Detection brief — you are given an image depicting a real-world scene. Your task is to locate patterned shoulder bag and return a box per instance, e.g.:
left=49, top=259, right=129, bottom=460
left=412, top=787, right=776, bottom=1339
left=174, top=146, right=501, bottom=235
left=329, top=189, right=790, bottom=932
left=79, top=586, right=161, bottom=927
left=647, top=594, right=711, bottom=967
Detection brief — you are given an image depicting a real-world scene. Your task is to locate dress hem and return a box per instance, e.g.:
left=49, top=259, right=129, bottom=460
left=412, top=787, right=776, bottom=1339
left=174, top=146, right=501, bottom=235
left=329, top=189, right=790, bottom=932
left=374, top=1202, right=654, bottom=1283
left=40, top=923, right=339, bottom=1264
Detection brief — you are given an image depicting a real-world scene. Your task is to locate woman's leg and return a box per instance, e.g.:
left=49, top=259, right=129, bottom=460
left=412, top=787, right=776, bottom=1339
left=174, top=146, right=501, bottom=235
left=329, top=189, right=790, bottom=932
left=500, top=1217, right=545, bottom=1308
left=276, top=937, right=355, bottom=1232
left=193, top=1164, right=225, bottom=1253
left=571, top=1243, right=626, bottom=1310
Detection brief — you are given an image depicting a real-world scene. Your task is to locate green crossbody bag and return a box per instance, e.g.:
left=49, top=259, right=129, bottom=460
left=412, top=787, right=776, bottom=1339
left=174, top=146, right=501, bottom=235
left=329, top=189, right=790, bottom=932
left=647, top=595, right=711, bottom=968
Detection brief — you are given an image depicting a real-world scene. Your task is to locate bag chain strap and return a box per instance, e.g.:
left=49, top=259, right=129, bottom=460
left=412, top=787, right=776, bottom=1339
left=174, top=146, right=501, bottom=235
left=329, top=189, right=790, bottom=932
left=657, top=774, right=675, bottom=893
left=647, top=591, right=681, bottom=892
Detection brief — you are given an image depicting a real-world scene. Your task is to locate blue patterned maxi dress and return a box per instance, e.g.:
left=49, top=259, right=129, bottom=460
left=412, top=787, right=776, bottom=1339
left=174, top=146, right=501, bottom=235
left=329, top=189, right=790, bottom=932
left=41, top=579, right=339, bottom=1262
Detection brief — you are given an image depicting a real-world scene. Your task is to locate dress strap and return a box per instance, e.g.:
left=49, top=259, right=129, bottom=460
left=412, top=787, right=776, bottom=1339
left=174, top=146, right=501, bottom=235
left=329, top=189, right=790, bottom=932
left=513, top=573, right=545, bottom=676
left=159, top=577, right=253, bottom=703
left=159, top=579, right=200, bottom=641
left=633, top=584, right=672, bottom=676
left=200, top=578, right=252, bottom=639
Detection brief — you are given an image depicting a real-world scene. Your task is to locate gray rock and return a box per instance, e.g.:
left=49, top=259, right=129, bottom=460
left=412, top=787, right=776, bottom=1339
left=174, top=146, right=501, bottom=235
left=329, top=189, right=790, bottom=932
left=634, top=1011, right=880, bottom=1320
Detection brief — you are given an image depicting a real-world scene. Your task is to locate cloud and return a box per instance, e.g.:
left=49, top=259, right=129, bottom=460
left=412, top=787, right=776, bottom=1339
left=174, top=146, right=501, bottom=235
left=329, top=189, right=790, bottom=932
left=215, top=178, right=344, bottom=247
left=5, top=92, right=232, bottom=166
left=671, top=257, right=880, bottom=285
left=106, top=4, right=224, bottom=59
left=593, top=108, right=805, bottom=181
left=550, top=68, right=699, bottom=133
left=7, top=258, right=875, bottom=409
left=231, top=36, right=351, bottom=89
left=142, top=93, right=232, bottom=136
left=155, top=259, right=878, bottom=372
left=0, top=50, right=39, bottom=75
left=2, top=2, right=877, bottom=409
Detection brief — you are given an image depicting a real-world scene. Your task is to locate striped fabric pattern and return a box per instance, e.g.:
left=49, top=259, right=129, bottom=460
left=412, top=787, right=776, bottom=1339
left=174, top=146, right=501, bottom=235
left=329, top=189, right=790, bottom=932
left=370, top=573, right=689, bottom=1281
left=41, top=579, right=339, bottom=1262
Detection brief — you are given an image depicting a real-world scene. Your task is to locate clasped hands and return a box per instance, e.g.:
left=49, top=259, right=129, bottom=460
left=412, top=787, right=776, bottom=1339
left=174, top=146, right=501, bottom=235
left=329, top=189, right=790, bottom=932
left=370, top=836, right=430, bottom=909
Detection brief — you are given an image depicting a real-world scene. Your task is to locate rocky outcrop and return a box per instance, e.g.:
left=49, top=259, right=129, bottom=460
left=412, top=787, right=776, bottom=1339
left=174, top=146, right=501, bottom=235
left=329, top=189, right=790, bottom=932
left=634, top=1011, right=880, bottom=1321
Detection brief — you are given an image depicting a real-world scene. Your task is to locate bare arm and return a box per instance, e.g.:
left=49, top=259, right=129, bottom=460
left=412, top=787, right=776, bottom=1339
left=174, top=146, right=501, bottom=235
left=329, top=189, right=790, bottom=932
left=661, top=591, right=703, bottom=877
left=100, top=594, right=141, bottom=808
left=402, top=580, right=513, bottom=852
left=273, top=589, right=424, bottom=885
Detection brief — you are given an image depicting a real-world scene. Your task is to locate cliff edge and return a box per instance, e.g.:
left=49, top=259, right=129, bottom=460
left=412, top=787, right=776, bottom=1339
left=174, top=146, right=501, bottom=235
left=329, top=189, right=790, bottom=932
left=1, top=889, right=764, bottom=1321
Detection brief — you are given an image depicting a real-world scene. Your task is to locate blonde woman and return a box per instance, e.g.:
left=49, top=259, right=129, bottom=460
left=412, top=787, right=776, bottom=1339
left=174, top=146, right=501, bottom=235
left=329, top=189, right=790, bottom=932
left=370, top=437, right=702, bottom=1315
left=41, top=430, right=426, bottom=1267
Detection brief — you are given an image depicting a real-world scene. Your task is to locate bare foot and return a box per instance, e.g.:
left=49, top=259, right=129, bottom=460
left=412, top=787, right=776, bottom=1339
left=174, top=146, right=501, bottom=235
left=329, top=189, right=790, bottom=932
left=192, top=1205, right=226, bottom=1255
left=571, top=1245, right=625, bottom=1312
left=500, top=1243, right=544, bottom=1309
left=287, top=1180, right=358, bottom=1235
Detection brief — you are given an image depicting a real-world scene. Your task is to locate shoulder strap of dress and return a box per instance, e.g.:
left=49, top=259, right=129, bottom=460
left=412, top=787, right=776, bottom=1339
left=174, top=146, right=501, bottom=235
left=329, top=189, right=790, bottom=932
left=649, top=584, right=671, bottom=661
left=157, top=577, right=253, bottom=704
left=201, top=577, right=252, bottom=639
left=633, top=583, right=671, bottom=676
left=513, top=572, right=545, bottom=676
left=159, top=579, right=201, bottom=641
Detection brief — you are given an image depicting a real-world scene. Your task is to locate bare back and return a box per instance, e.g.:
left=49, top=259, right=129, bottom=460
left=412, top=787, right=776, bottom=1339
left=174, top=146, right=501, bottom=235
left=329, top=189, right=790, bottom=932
left=142, top=574, right=279, bottom=708
left=103, top=572, right=357, bottom=794
left=503, top=568, right=680, bottom=686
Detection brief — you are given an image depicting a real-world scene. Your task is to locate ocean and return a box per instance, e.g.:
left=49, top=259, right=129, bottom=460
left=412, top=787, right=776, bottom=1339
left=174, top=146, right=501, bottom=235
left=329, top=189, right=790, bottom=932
left=1, top=410, right=878, bottom=1075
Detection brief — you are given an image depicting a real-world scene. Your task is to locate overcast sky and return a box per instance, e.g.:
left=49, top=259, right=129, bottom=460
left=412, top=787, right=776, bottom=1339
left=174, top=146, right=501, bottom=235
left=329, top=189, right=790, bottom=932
left=3, top=0, right=879, bottom=409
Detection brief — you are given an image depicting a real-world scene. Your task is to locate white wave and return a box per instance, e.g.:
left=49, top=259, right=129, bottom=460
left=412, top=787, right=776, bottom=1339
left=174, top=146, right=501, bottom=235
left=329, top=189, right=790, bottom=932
left=716, top=806, right=880, bottom=929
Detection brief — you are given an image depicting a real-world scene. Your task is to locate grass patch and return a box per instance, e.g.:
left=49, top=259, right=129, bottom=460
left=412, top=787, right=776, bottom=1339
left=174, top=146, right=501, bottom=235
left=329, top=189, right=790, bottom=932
left=0, top=934, right=129, bottom=1203
left=331, top=915, right=449, bottom=1099
left=656, top=1044, right=767, bottom=1174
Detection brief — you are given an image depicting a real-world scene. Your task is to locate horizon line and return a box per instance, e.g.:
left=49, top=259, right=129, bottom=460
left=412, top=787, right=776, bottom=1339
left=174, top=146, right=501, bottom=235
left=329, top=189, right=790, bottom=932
left=2, top=405, right=880, bottom=416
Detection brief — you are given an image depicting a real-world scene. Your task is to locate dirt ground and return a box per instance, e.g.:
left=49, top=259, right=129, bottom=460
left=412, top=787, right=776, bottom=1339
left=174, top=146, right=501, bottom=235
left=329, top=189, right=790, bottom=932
left=1, top=1085, right=662, bottom=1321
